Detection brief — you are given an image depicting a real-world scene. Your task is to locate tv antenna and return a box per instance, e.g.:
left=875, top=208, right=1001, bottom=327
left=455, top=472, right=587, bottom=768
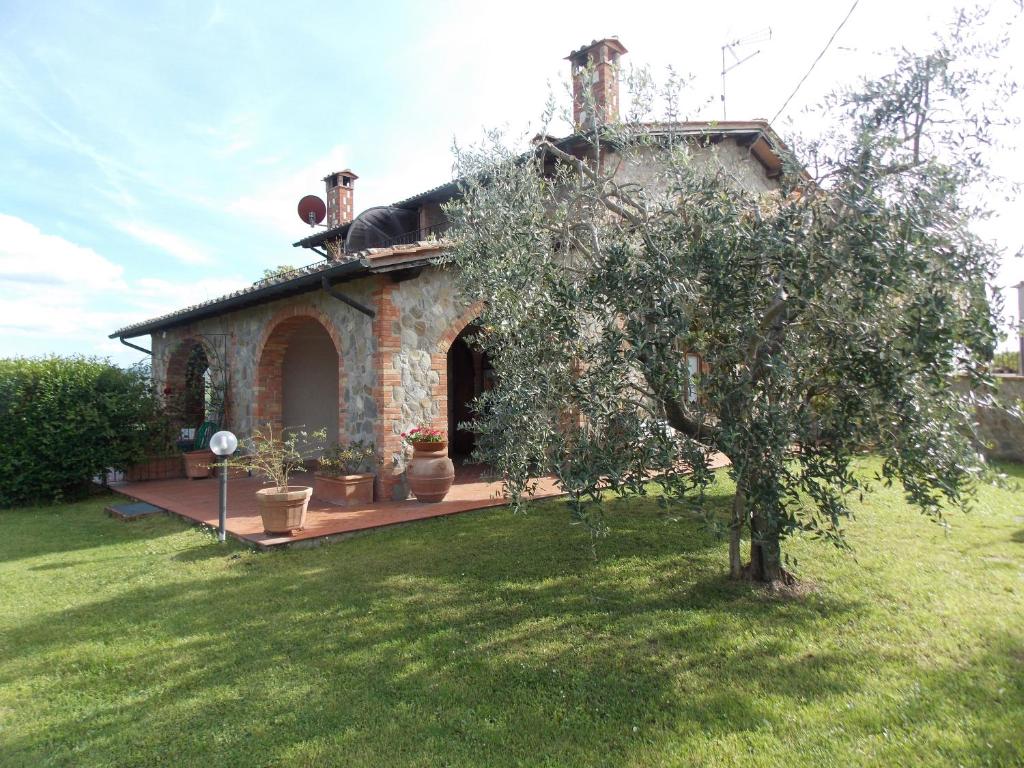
left=721, top=27, right=772, bottom=120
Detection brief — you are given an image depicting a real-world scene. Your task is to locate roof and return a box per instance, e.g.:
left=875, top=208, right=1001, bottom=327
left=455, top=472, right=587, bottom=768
left=109, top=242, right=446, bottom=339
left=390, top=120, right=787, bottom=209
left=292, top=220, right=352, bottom=249
left=392, top=179, right=462, bottom=210
left=116, top=120, right=787, bottom=340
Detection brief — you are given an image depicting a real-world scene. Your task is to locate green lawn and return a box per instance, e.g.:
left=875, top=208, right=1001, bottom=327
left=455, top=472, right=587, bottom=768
left=1, top=459, right=1022, bottom=767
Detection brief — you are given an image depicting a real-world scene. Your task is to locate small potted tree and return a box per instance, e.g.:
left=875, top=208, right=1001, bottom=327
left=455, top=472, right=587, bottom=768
left=402, top=426, right=455, bottom=503
left=313, top=441, right=381, bottom=506
left=227, top=425, right=326, bottom=535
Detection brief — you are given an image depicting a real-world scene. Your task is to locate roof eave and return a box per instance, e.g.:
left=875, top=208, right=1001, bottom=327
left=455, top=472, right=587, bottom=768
left=291, top=221, right=352, bottom=249
left=109, top=258, right=371, bottom=340
left=109, top=243, right=451, bottom=340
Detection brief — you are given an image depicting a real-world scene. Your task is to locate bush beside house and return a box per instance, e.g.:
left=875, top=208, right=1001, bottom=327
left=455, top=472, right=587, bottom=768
left=0, top=357, right=166, bottom=506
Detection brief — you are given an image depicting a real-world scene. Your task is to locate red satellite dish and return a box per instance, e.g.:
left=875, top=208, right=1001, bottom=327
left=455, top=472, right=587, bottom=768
left=297, top=195, right=327, bottom=227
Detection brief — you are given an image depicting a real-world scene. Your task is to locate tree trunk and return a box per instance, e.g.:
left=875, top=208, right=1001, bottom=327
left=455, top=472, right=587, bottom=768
left=744, top=510, right=794, bottom=585
left=728, top=488, right=745, bottom=580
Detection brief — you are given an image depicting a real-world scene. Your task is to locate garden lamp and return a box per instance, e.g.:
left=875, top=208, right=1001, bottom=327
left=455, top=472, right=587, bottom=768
left=209, top=430, right=238, bottom=543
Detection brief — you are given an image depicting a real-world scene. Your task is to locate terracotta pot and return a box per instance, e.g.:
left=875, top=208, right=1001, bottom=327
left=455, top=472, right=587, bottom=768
left=182, top=449, right=213, bottom=479
left=256, top=486, right=312, bottom=535
left=313, top=473, right=374, bottom=506
left=407, top=441, right=455, bottom=503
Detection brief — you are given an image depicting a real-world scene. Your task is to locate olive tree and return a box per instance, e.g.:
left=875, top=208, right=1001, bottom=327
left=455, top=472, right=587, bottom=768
left=444, top=11, right=1016, bottom=585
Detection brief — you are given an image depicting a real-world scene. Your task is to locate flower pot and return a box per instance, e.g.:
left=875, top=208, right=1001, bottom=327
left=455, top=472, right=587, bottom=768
left=256, top=486, right=313, bottom=535
left=182, top=449, right=213, bottom=479
left=313, top=473, right=374, bottom=506
left=407, top=441, right=455, bottom=503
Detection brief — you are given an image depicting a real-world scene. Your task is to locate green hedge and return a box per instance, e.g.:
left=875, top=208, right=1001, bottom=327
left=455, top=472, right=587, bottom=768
left=0, top=357, right=162, bottom=506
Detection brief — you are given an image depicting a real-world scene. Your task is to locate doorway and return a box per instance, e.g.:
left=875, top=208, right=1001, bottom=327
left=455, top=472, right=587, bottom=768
left=446, top=323, right=492, bottom=462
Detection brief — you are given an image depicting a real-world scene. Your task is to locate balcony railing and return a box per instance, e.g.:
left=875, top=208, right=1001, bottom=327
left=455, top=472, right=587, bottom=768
left=355, top=220, right=450, bottom=251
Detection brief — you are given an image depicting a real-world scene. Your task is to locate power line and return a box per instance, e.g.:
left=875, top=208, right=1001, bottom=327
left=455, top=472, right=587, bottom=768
left=771, top=0, right=861, bottom=124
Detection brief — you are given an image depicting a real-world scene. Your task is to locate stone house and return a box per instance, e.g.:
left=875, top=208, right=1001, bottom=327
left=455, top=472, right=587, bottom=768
left=109, top=38, right=787, bottom=500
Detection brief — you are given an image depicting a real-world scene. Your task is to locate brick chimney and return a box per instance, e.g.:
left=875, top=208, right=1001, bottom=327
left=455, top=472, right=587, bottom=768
left=567, top=38, right=627, bottom=127
left=324, top=169, right=358, bottom=228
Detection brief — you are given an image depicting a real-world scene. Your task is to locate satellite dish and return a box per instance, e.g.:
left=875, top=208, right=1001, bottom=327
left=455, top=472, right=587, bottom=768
left=297, top=195, right=327, bottom=227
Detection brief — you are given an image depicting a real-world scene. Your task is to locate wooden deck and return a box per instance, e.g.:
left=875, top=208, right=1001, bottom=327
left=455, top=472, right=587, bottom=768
left=110, top=466, right=564, bottom=549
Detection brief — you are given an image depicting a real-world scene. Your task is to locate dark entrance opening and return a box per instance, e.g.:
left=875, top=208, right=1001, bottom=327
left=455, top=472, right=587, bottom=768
left=446, top=323, right=492, bottom=462
left=181, top=344, right=209, bottom=430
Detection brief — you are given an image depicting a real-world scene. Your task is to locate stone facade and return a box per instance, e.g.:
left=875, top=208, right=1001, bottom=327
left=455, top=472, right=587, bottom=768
left=148, top=135, right=784, bottom=501
left=956, top=374, right=1024, bottom=463
left=151, top=260, right=478, bottom=501
left=614, top=141, right=778, bottom=196
left=371, top=268, right=480, bottom=499
left=153, top=275, right=379, bottom=447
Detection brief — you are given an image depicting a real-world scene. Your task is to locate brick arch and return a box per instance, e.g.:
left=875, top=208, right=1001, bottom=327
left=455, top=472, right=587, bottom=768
left=253, top=306, right=346, bottom=441
left=428, top=301, right=487, bottom=430
left=164, top=335, right=219, bottom=428
left=436, top=301, right=487, bottom=356
left=425, top=301, right=488, bottom=457
left=164, top=335, right=215, bottom=390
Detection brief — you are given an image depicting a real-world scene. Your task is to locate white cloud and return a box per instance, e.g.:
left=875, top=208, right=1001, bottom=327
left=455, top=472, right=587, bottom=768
left=129, top=275, right=246, bottom=316
left=0, top=214, right=244, bottom=364
left=113, top=220, right=211, bottom=265
left=0, top=213, right=125, bottom=290
left=227, top=144, right=351, bottom=237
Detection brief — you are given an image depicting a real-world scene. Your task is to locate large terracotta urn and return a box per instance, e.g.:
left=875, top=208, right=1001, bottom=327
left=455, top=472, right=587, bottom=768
left=407, top=441, right=455, bottom=503
left=256, top=486, right=313, bottom=535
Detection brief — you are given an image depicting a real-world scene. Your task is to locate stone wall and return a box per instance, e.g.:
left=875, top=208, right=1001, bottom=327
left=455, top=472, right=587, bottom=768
left=372, top=266, right=477, bottom=500
left=613, top=139, right=779, bottom=196
left=958, top=374, right=1024, bottom=463
left=150, top=265, right=475, bottom=501
left=151, top=274, right=380, bottom=445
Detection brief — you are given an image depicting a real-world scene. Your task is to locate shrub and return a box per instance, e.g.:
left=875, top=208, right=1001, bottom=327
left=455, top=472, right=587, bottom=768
left=0, top=356, right=165, bottom=506
left=225, top=424, right=326, bottom=491
left=318, top=440, right=381, bottom=476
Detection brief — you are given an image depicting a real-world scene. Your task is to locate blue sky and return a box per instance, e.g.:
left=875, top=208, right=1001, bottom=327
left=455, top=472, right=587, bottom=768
left=1, top=0, right=1021, bottom=366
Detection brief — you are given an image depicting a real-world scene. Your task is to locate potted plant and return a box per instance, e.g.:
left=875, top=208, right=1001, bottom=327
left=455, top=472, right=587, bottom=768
left=314, top=441, right=381, bottom=506
left=226, top=425, right=326, bottom=535
left=402, top=426, right=455, bottom=503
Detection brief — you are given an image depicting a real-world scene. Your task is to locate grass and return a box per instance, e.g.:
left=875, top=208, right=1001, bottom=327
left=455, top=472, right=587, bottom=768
left=0, top=458, right=1021, bottom=767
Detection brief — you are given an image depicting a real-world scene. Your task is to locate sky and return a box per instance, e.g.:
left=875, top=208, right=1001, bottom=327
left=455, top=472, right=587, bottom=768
left=1, top=0, right=1021, bottom=367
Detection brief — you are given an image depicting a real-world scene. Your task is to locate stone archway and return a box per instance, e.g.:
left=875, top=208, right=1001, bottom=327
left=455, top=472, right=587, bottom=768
left=414, top=301, right=482, bottom=438
left=254, top=309, right=345, bottom=446
left=164, top=337, right=215, bottom=430
left=446, top=321, right=492, bottom=461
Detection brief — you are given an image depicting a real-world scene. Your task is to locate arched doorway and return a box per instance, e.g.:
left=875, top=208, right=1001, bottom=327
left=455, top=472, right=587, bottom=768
left=165, top=339, right=211, bottom=432
left=446, top=322, right=492, bottom=462
left=255, top=314, right=342, bottom=452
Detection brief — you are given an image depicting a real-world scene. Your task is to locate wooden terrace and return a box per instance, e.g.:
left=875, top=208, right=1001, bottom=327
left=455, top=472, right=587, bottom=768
left=110, top=466, right=564, bottom=550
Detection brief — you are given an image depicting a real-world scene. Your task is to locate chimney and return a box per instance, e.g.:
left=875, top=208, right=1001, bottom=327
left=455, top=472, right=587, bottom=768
left=566, top=38, right=627, bottom=128
left=324, top=169, right=358, bottom=228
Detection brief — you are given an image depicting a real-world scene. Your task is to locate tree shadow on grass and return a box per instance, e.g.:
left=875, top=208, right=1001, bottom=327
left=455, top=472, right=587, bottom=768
left=0, top=495, right=196, bottom=564
left=0, top=495, right=871, bottom=768
left=3, top=489, right=1020, bottom=766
